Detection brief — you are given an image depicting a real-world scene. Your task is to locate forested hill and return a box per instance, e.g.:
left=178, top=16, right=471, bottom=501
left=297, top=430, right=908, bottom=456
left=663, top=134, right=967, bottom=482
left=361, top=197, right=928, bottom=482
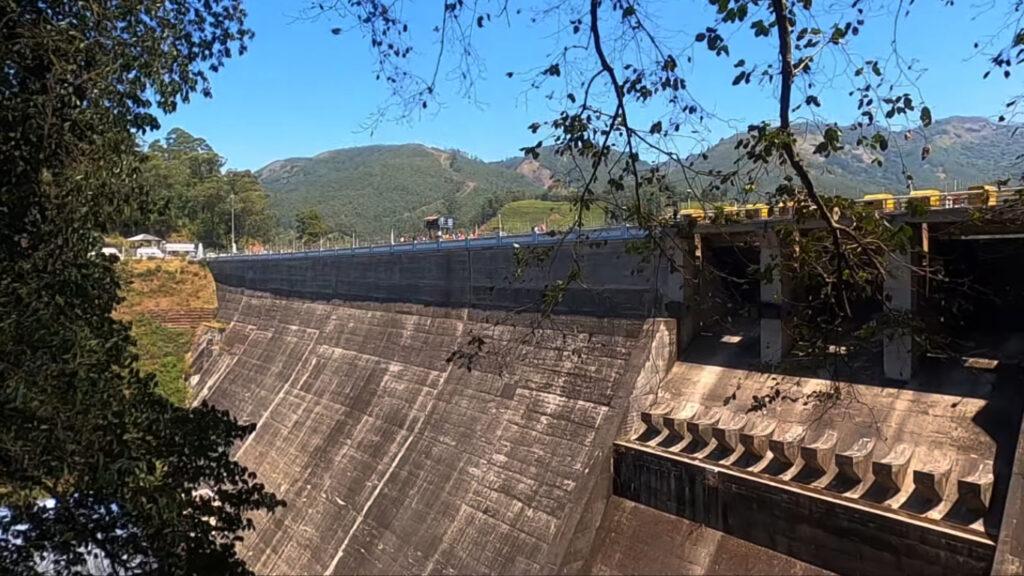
left=258, top=117, right=1020, bottom=238
left=257, top=144, right=544, bottom=239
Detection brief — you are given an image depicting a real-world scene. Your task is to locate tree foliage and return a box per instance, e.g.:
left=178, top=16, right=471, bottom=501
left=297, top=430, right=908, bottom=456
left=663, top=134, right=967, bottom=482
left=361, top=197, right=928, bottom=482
left=312, top=0, right=1024, bottom=387
left=0, top=1, right=282, bottom=573
left=126, top=128, right=276, bottom=250
left=259, top=144, right=544, bottom=239
left=295, top=208, right=330, bottom=245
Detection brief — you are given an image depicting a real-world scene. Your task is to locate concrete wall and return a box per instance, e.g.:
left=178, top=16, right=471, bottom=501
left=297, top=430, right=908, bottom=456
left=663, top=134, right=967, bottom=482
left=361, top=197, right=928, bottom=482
left=198, top=234, right=1022, bottom=575
left=583, top=496, right=830, bottom=575
left=207, top=239, right=679, bottom=319
left=994, top=415, right=1024, bottom=574
left=612, top=446, right=995, bottom=575
left=193, top=287, right=676, bottom=574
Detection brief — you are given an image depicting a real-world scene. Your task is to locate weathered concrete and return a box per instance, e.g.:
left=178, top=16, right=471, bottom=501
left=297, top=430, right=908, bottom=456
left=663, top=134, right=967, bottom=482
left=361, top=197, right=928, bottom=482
left=613, top=444, right=995, bottom=574
left=883, top=224, right=928, bottom=381
left=207, top=238, right=681, bottom=319
left=616, top=325, right=1022, bottom=574
left=194, top=287, right=675, bottom=574
left=994, top=409, right=1024, bottom=574
left=196, top=231, right=1024, bottom=575
left=759, top=229, right=793, bottom=365
left=583, top=496, right=830, bottom=575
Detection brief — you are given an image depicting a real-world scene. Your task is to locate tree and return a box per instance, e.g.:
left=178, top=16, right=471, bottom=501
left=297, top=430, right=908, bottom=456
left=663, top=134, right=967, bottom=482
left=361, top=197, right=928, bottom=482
left=295, top=208, right=329, bottom=245
left=131, top=129, right=277, bottom=250
left=226, top=171, right=276, bottom=247
left=311, top=0, right=1023, bottom=389
left=0, top=2, right=283, bottom=574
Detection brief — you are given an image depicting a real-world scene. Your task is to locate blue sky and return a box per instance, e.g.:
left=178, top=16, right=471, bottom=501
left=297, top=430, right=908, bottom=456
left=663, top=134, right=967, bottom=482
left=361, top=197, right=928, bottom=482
left=153, top=1, right=1021, bottom=170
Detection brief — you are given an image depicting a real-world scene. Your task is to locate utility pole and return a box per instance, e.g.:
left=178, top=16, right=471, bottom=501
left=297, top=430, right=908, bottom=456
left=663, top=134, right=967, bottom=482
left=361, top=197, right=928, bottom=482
left=498, top=213, right=503, bottom=237
left=230, top=192, right=237, bottom=254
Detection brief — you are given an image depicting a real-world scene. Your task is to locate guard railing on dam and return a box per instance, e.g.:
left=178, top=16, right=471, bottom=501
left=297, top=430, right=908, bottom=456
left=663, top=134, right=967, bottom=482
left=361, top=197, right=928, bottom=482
left=209, top=187, right=1023, bottom=262
left=210, top=225, right=648, bottom=262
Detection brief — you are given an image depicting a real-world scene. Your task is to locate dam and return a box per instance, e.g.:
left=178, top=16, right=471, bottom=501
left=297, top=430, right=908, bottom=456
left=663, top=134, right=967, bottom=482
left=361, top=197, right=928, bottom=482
left=193, top=215, right=1024, bottom=574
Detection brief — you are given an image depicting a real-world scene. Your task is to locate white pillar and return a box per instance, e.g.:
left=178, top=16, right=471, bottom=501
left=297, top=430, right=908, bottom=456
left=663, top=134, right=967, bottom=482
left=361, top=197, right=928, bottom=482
left=760, top=229, right=792, bottom=365
left=883, top=225, right=926, bottom=381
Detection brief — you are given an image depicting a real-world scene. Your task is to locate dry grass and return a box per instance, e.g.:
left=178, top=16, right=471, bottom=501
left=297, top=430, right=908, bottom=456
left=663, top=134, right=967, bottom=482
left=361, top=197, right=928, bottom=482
left=116, top=259, right=216, bottom=319
left=115, top=259, right=218, bottom=406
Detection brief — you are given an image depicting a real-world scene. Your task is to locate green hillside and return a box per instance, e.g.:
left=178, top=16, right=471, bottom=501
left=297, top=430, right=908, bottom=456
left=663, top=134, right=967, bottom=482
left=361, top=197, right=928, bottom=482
left=495, top=146, right=653, bottom=191
left=480, top=200, right=606, bottom=234
left=257, top=144, right=544, bottom=239
left=257, top=117, right=1020, bottom=239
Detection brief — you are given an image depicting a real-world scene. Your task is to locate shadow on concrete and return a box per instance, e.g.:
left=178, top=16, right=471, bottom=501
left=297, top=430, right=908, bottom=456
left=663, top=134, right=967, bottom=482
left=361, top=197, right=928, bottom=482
left=680, top=322, right=1017, bottom=401
left=823, top=474, right=861, bottom=495
left=898, top=489, right=942, bottom=516
left=790, top=464, right=827, bottom=486
left=760, top=457, right=796, bottom=478
left=859, top=480, right=900, bottom=504
left=943, top=496, right=988, bottom=527
left=969, top=360, right=1024, bottom=536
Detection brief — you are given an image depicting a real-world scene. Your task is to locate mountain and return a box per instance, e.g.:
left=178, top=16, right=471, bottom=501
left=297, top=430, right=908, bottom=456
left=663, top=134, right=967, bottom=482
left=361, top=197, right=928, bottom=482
left=679, top=116, right=1022, bottom=196
left=495, top=146, right=653, bottom=191
left=257, top=144, right=545, bottom=239
left=258, top=117, right=1020, bottom=238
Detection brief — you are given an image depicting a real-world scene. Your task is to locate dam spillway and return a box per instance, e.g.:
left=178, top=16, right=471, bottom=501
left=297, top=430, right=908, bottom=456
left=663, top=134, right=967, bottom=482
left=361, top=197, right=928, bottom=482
left=195, top=226, right=1024, bottom=575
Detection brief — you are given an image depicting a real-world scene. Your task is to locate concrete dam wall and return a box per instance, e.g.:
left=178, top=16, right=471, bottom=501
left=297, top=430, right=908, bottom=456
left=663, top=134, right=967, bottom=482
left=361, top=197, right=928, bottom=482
left=197, top=233, right=1023, bottom=574
left=206, top=235, right=679, bottom=318
left=196, top=240, right=698, bottom=574
left=193, top=288, right=674, bottom=574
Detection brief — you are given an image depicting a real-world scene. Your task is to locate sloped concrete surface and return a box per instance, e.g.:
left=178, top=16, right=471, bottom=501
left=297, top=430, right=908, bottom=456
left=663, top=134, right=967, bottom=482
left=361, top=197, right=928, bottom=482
left=193, top=287, right=674, bottom=574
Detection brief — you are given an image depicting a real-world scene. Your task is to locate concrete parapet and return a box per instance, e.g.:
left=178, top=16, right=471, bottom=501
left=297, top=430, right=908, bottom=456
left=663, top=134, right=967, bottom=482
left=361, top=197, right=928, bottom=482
left=872, top=443, right=915, bottom=492
left=800, top=430, right=838, bottom=474
left=711, top=412, right=749, bottom=455
left=913, top=451, right=954, bottom=502
left=209, top=235, right=686, bottom=320
left=957, top=458, right=994, bottom=510
left=685, top=407, right=722, bottom=448
left=739, top=416, right=777, bottom=459
left=835, top=437, right=876, bottom=484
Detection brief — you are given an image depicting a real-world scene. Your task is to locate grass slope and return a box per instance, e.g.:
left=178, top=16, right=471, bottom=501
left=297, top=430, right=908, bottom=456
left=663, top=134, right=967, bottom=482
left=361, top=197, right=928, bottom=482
left=480, top=199, right=605, bottom=234
left=117, top=260, right=217, bottom=406
left=132, top=316, right=192, bottom=406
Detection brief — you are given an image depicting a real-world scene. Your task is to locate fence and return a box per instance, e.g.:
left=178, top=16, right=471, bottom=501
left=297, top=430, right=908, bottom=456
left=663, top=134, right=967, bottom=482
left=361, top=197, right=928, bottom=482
left=211, top=187, right=1023, bottom=261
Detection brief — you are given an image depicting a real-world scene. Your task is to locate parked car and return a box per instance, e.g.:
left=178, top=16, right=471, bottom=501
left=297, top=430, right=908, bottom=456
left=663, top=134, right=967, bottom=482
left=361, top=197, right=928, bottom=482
left=135, top=247, right=164, bottom=260
left=99, top=247, right=122, bottom=260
